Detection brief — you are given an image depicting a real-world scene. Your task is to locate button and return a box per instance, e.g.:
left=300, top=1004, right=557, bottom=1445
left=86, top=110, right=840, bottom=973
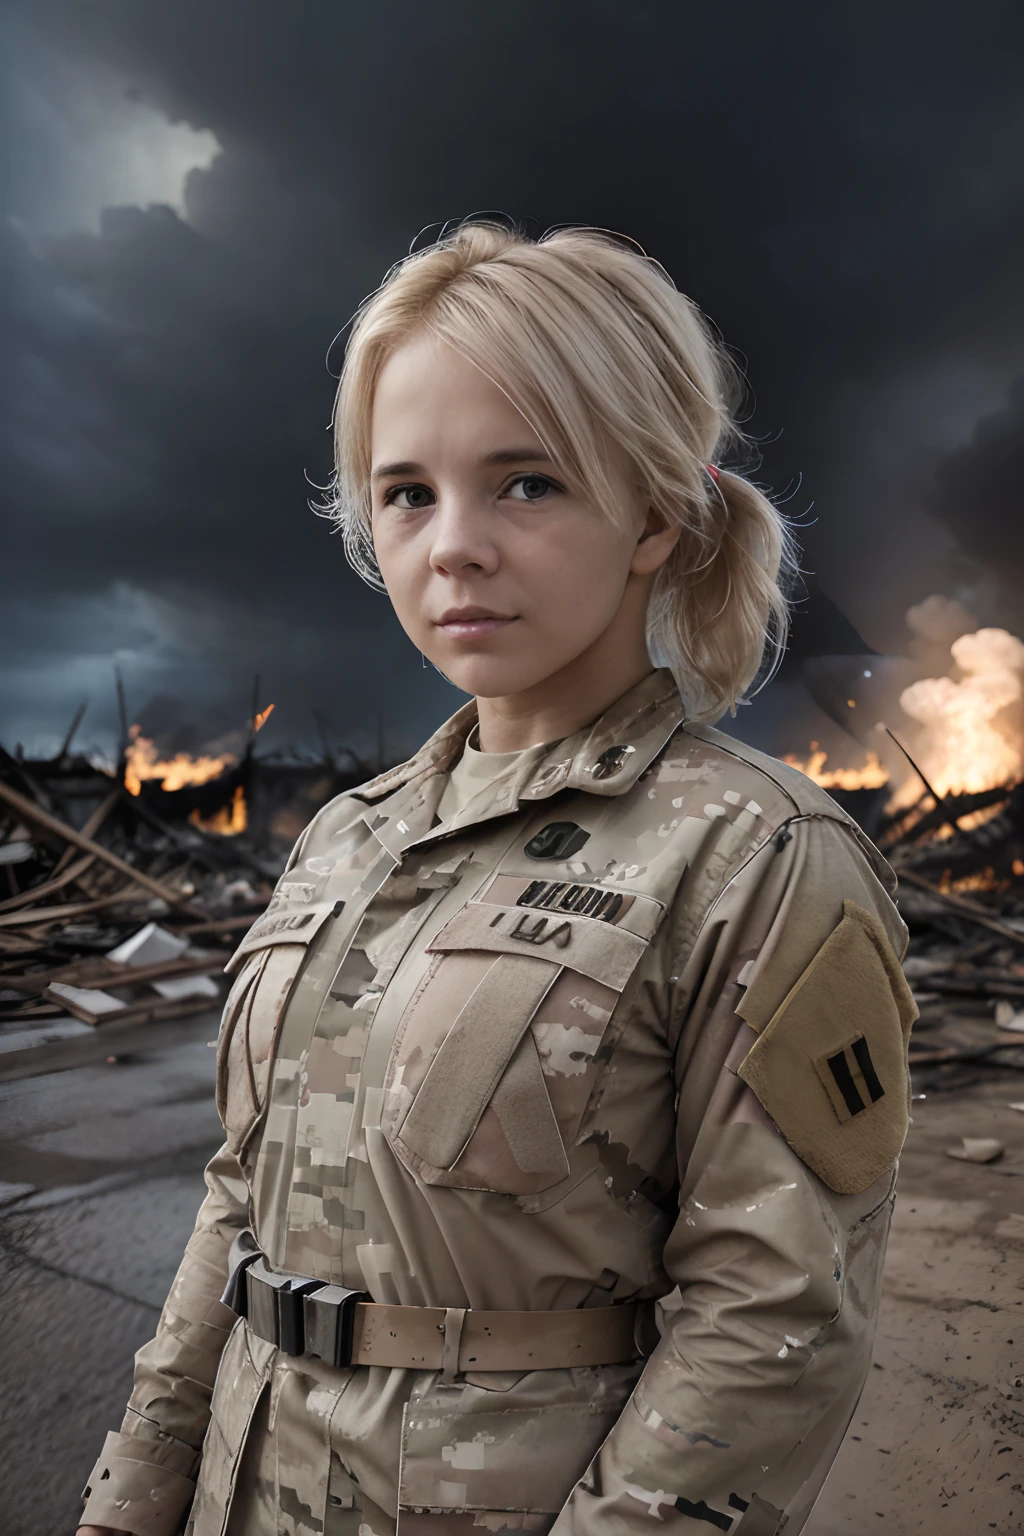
left=589, top=744, right=636, bottom=780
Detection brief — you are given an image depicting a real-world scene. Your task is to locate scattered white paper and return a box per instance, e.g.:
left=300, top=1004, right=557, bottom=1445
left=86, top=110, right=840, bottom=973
left=944, top=1136, right=1004, bottom=1164
left=0, top=841, right=33, bottom=866
left=994, top=999, right=1024, bottom=1032
left=106, top=922, right=190, bottom=968
left=151, top=974, right=219, bottom=1001
left=47, top=982, right=125, bottom=1016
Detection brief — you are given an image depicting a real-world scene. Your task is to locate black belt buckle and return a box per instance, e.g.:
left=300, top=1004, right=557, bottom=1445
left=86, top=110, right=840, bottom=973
left=303, top=1284, right=369, bottom=1368
left=277, top=1276, right=323, bottom=1355
left=244, top=1263, right=322, bottom=1355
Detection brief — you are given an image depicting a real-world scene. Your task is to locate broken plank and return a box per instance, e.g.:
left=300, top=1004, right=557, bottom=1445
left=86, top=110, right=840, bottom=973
left=44, top=983, right=126, bottom=1022
left=0, top=852, right=97, bottom=915
left=42, top=986, right=221, bottom=1029
left=1, top=952, right=224, bottom=998
left=171, top=911, right=264, bottom=937
left=0, top=778, right=205, bottom=919
left=50, top=787, right=118, bottom=876
left=0, top=1005, right=222, bottom=1084
left=897, top=868, right=1024, bottom=949
left=0, top=890, right=147, bottom=928
left=0, top=1002, right=65, bottom=1021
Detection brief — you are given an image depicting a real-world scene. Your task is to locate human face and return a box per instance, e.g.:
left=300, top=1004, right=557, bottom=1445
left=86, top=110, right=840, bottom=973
left=369, top=331, right=679, bottom=738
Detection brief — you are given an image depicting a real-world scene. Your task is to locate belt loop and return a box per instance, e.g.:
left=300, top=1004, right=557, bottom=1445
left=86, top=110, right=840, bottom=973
left=439, top=1306, right=468, bottom=1383
left=634, top=1298, right=660, bottom=1359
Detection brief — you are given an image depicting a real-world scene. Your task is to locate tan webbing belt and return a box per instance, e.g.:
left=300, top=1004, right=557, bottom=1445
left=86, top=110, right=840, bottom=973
left=228, top=1243, right=654, bottom=1370
left=348, top=1297, right=644, bottom=1371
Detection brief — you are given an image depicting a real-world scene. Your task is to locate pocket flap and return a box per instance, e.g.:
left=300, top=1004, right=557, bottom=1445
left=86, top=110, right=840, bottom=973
left=399, top=951, right=561, bottom=1170
left=225, top=899, right=338, bottom=973
left=429, top=901, right=647, bottom=991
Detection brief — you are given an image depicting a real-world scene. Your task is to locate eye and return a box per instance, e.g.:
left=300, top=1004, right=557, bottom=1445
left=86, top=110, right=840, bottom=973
left=384, top=483, right=435, bottom=511
left=505, top=473, right=561, bottom=503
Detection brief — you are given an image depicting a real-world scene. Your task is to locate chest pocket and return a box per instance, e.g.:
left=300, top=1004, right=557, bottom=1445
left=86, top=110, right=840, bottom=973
left=216, top=900, right=337, bottom=1156
left=381, top=900, right=649, bottom=1195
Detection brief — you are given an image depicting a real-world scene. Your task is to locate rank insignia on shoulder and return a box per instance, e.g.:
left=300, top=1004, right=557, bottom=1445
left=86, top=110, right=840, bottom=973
left=737, top=899, right=918, bottom=1195
left=816, top=1034, right=885, bottom=1123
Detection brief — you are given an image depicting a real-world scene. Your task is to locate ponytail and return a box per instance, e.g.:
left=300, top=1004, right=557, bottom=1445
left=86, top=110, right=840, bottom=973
left=647, top=466, right=797, bottom=720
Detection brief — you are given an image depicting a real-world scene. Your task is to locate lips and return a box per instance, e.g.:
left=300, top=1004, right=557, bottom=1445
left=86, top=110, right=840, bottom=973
left=436, top=613, right=517, bottom=639
left=436, top=607, right=515, bottom=625
left=434, top=606, right=517, bottom=639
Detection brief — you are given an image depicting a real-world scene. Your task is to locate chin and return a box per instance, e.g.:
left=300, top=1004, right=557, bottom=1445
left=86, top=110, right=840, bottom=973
left=432, top=650, right=558, bottom=699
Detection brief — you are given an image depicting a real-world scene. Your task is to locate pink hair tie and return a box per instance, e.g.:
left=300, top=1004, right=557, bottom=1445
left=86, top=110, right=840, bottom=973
left=705, top=462, right=720, bottom=482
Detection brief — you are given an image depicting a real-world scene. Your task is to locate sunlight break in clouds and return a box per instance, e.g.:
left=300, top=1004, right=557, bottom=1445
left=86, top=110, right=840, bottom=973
left=10, top=29, right=220, bottom=236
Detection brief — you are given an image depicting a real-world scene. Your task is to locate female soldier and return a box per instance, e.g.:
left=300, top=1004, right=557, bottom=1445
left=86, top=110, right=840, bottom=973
left=79, top=222, right=915, bottom=1536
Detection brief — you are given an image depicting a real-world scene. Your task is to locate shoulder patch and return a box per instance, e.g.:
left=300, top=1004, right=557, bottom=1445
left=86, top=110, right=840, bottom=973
left=737, top=899, right=918, bottom=1194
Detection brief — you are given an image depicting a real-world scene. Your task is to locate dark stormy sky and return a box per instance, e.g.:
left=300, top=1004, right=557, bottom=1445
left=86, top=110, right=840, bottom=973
left=4, top=0, right=1023, bottom=764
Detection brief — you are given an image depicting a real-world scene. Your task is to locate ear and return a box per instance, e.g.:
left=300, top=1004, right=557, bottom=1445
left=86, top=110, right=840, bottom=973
left=631, top=507, right=682, bottom=576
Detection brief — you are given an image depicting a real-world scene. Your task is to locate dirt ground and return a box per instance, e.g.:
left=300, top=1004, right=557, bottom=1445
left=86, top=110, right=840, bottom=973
left=805, top=1073, right=1024, bottom=1535
left=0, top=1016, right=1022, bottom=1535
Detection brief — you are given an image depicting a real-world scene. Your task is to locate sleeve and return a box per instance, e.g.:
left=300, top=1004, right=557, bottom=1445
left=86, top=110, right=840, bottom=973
left=550, top=813, right=918, bottom=1535
left=78, top=1144, right=249, bottom=1536
left=79, top=822, right=324, bottom=1535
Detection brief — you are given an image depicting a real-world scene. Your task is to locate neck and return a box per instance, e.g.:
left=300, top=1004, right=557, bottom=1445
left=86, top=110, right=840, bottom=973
left=474, top=632, right=656, bottom=754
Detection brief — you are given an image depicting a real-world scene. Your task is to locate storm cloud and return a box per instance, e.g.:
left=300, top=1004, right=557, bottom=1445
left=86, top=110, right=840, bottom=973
left=4, top=0, right=1023, bottom=758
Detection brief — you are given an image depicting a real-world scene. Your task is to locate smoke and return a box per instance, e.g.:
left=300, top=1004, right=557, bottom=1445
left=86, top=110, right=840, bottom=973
left=903, top=593, right=979, bottom=676
left=899, top=626, right=1024, bottom=795
left=927, top=378, right=1024, bottom=626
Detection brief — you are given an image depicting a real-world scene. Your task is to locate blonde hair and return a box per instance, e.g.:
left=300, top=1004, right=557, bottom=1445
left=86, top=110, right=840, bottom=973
left=324, top=221, right=797, bottom=720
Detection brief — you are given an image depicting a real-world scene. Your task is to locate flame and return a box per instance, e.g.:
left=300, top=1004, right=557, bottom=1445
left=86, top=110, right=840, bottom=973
left=124, top=725, right=237, bottom=796
left=253, top=703, right=275, bottom=733
left=786, top=621, right=1024, bottom=825
left=782, top=744, right=889, bottom=791
left=895, top=628, right=1024, bottom=800
left=938, top=866, right=1004, bottom=894
left=929, top=804, right=1005, bottom=839
left=189, top=784, right=247, bottom=836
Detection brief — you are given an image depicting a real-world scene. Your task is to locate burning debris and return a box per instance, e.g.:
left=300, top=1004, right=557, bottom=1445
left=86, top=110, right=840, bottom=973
left=0, top=695, right=381, bottom=1055
left=4, top=602, right=1024, bottom=1096
left=786, top=599, right=1024, bottom=1094
left=898, top=628, right=1024, bottom=799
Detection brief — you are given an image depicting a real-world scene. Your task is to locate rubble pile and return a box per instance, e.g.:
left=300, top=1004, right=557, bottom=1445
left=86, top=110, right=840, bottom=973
left=829, top=776, right=1024, bottom=1093
left=0, top=734, right=371, bottom=1048
left=3, top=686, right=1024, bottom=1097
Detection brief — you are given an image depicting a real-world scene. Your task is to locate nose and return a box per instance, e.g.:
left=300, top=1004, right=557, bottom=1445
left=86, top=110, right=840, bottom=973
left=428, top=491, right=500, bottom=579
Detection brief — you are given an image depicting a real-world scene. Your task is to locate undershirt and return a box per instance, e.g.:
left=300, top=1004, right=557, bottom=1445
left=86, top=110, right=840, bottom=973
left=435, top=723, right=527, bottom=827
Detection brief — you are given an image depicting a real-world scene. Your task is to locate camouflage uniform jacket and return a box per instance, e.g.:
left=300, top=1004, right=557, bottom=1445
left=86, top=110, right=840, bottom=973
left=81, top=667, right=916, bottom=1536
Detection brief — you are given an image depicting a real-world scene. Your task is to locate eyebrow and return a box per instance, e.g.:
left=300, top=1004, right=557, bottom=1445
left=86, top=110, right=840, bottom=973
left=371, top=447, right=554, bottom=482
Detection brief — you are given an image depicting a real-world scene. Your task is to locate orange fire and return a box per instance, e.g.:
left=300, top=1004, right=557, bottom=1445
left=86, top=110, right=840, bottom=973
left=786, top=620, right=1024, bottom=824
left=124, top=725, right=237, bottom=796
left=892, top=628, right=1024, bottom=804
left=253, top=703, right=275, bottom=733
left=938, top=866, right=1004, bottom=894
left=190, top=784, right=247, bottom=836
left=782, top=744, right=889, bottom=791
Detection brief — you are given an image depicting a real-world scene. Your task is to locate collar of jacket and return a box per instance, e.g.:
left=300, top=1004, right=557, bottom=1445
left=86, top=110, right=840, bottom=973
left=357, top=667, right=687, bottom=857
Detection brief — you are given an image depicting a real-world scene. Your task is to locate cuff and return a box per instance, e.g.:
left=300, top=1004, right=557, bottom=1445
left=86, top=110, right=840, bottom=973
left=80, top=1430, right=197, bottom=1536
